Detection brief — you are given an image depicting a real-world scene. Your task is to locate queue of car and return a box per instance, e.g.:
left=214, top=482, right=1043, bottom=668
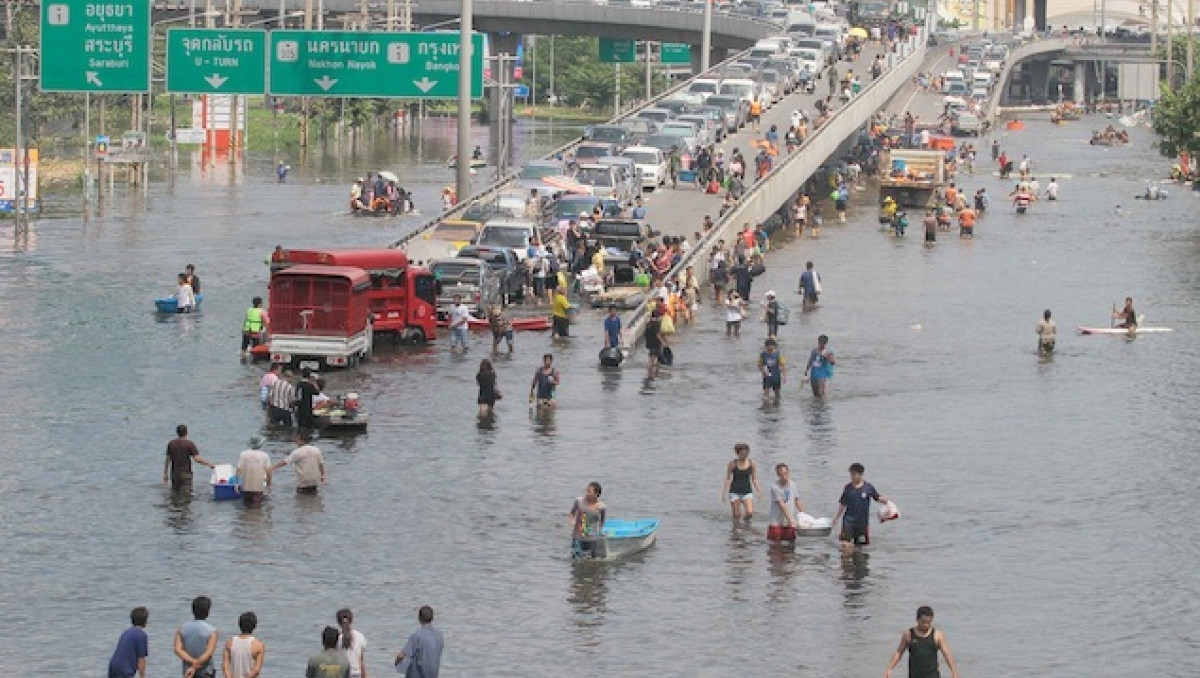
left=403, top=5, right=870, bottom=317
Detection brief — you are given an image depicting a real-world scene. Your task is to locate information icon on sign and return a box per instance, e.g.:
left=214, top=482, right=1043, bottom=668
left=276, top=40, right=299, bottom=62
left=48, top=4, right=70, bottom=25
left=387, top=43, right=410, bottom=64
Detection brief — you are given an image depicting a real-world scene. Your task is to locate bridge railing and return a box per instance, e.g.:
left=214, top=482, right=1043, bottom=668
left=389, top=44, right=757, bottom=249
left=623, top=32, right=930, bottom=344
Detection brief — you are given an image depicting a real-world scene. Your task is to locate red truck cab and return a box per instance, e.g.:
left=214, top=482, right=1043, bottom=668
left=270, top=248, right=438, bottom=344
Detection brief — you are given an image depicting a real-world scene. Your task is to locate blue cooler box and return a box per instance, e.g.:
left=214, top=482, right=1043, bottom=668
left=213, top=479, right=242, bottom=501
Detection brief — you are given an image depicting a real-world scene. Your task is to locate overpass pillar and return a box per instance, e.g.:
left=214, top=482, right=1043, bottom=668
left=1033, top=0, right=1048, bottom=31
left=1013, top=0, right=1027, bottom=32
left=1073, top=61, right=1086, bottom=103
left=1027, top=59, right=1050, bottom=104
left=692, top=47, right=729, bottom=75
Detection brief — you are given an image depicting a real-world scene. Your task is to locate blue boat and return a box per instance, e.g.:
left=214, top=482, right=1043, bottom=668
left=154, top=294, right=204, bottom=313
left=586, top=518, right=659, bottom=561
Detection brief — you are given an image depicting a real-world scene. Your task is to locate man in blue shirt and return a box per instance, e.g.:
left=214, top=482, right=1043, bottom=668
left=758, top=338, right=786, bottom=398
left=395, top=606, right=444, bottom=678
left=109, top=607, right=149, bottom=678
left=175, top=596, right=218, bottom=678
left=832, top=463, right=889, bottom=555
left=630, top=196, right=647, bottom=220
left=603, top=306, right=622, bottom=349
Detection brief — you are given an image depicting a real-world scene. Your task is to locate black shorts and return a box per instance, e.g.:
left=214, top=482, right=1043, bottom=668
left=839, top=523, right=870, bottom=545
left=762, top=376, right=781, bottom=392
left=241, top=331, right=262, bottom=351
left=552, top=316, right=570, bottom=336
left=297, top=486, right=319, bottom=495
left=268, top=405, right=293, bottom=427
left=242, top=491, right=264, bottom=507
left=925, top=230, right=937, bottom=242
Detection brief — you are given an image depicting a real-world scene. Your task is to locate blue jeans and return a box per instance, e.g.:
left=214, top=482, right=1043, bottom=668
left=451, top=327, right=468, bottom=349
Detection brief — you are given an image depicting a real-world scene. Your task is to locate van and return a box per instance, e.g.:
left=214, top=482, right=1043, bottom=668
left=786, top=10, right=817, bottom=36
left=685, top=78, right=721, bottom=104
left=575, top=163, right=628, bottom=202
left=477, top=218, right=543, bottom=260
left=972, top=72, right=993, bottom=89
left=718, top=78, right=759, bottom=104
left=596, top=156, right=642, bottom=202
left=814, top=23, right=845, bottom=45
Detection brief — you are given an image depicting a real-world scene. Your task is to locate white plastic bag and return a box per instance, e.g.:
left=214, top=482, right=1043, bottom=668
left=877, top=500, right=901, bottom=523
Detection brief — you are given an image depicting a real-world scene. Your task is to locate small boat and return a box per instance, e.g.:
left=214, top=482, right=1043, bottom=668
left=155, top=294, right=204, bottom=313
left=1006, top=120, right=1025, bottom=131
left=447, top=157, right=486, bottom=169
left=581, top=518, right=659, bottom=561
left=467, top=316, right=552, bottom=332
left=315, top=408, right=369, bottom=432
left=1077, top=325, right=1172, bottom=335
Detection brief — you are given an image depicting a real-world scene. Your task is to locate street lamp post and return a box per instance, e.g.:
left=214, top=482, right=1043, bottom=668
left=456, top=0, right=473, bottom=203
left=701, top=0, right=713, bottom=72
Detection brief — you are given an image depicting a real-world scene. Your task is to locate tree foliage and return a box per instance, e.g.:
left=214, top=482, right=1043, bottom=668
left=524, top=36, right=669, bottom=109
left=1151, top=77, right=1200, bottom=159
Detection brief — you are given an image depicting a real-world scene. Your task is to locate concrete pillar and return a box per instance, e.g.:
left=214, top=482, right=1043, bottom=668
left=1013, top=0, right=1027, bottom=32
left=691, top=46, right=729, bottom=75
left=1033, top=0, right=1048, bottom=31
left=1028, top=59, right=1050, bottom=104
left=1073, top=60, right=1085, bottom=103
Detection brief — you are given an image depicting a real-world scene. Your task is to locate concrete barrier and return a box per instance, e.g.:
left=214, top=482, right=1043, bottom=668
left=624, top=34, right=929, bottom=344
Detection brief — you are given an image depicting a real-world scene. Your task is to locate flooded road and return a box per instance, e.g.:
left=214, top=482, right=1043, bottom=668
left=1, top=114, right=1197, bottom=678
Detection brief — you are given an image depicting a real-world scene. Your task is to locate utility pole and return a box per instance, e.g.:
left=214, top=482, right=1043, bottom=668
left=701, top=0, right=713, bottom=72
left=1187, top=0, right=1195, bottom=82
left=645, top=41, right=653, bottom=102
left=614, top=63, right=621, bottom=116
left=13, top=44, right=28, bottom=237
left=229, top=0, right=242, bottom=170
left=1167, top=0, right=1174, bottom=88
left=1151, top=0, right=1158, bottom=56
left=456, top=0, right=474, bottom=204
left=302, top=0, right=312, bottom=146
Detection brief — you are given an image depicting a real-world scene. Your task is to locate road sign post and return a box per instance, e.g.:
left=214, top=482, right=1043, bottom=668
left=599, top=38, right=637, bottom=63
left=269, top=31, right=484, bottom=98
left=40, top=0, right=151, bottom=92
left=660, top=43, right=693, bottom=65
left=166, top=29, right=267, bottom=94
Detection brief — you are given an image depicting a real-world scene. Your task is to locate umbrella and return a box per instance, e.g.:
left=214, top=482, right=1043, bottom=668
left=377, top=170, right=399, bottom=183
left=849, top=26, right=869, bottom=38
left=542, top=176, right=593, bottom=195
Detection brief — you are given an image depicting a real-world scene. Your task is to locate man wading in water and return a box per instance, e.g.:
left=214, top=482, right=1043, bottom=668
left=884, top=606, right=961, bottom=678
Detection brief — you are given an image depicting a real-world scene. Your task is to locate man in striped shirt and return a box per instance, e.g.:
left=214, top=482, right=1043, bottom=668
left=267, top=369, right=296, bottom=428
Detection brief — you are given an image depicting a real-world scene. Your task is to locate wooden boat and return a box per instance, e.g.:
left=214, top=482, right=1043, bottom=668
left=315, top=408, right=369, bottom=432
left=580, top=518, right=659, bottom=561
left=468, top=315, right=551, bottom=332
left=155, top=294, right=204, bottom=313
left=436, top=316, right=551, bottom=331
left=588, top=286, right=647, bottom=309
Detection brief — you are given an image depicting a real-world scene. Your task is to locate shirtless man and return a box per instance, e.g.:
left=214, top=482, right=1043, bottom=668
left=1113, top=297, right=1137, bottom=330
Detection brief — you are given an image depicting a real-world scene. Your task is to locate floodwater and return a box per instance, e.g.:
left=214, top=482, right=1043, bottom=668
left=1, top=113, right=1197, bottom=678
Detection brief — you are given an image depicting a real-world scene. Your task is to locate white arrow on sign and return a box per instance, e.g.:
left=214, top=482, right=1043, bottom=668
left=313, top=75, right=338, bottom=92
left=413, top=77, right=438, bottom=93
left=86, top=72, right=103, bottom=87
left=204, top=73, right=229, bottom=90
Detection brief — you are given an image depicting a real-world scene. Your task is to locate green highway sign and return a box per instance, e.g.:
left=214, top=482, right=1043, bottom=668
left=599, top=38, right=637, bottom=64
left=40, top=0, right=151, bottom=92
left=166, top=29, right=267, bottom=94
left=660, top=43, right=692, bottom=65
left=269, top=31, right=484, bottom=98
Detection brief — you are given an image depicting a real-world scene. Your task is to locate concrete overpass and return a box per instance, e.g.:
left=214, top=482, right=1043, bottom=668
left=155, top=0, right=782, bottom=60
left=986, top=37, right=1155, bottom=108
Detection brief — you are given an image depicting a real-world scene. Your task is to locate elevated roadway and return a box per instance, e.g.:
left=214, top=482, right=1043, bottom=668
left=159, top=0, right=781, bottom=51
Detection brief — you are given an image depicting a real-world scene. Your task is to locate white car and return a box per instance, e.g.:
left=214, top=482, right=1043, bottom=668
left=622, top=146, right=668, bottom=191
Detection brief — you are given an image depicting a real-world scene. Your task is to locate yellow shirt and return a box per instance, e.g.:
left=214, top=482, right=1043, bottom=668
left=551, top=292, right=571, bottom=319
left=591, top=250, right=606, bottom=273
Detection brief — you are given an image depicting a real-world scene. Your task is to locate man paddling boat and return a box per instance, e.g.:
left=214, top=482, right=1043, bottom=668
left=1113, top=297, right=1137, bottom=330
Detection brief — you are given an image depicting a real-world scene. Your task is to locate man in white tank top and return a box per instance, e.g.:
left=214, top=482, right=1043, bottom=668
left=222, top=612, right=265, bottom=678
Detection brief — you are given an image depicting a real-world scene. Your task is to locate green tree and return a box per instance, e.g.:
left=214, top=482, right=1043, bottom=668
left=1151, top=78, right=1200, bottom=160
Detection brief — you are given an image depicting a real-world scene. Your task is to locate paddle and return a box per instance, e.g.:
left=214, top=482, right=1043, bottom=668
left=1110, top=302, right=1117, bottom=329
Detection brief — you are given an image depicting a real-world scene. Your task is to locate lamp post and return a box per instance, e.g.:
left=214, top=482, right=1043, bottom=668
left=701, top=0, right=713, bottom=72
left=456, top=0, right=473, bottom=203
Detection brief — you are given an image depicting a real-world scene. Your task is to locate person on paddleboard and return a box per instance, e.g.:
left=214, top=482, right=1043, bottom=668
left=1035, top=309, right=1057, bottom=354
left=1113, top=297, right=1137, bottom=330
